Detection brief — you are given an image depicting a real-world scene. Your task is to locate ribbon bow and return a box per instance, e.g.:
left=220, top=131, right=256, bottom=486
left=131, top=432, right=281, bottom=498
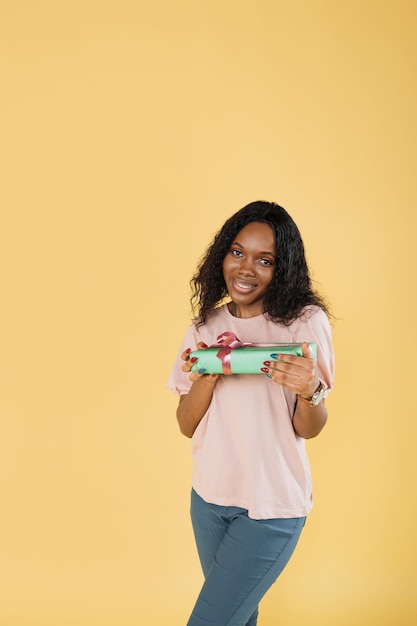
left=212, top=331, right=252, bottom=375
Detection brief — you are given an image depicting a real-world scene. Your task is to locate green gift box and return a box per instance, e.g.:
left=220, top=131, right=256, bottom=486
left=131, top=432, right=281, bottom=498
left=190, top=331, right=316, bottom=375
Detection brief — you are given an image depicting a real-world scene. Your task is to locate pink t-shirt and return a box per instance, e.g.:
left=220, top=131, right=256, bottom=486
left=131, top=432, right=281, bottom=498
left=167, top=304, right=335, bottom=520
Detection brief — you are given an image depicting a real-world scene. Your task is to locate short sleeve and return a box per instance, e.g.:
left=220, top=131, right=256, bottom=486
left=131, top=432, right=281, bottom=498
left=166, top=322, right=200, bottom=395
left=294, top=308, right=335, bottom=393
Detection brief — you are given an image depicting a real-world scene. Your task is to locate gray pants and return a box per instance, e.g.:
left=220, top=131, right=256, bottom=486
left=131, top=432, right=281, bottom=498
left=187, top=489, right=306, bottom=626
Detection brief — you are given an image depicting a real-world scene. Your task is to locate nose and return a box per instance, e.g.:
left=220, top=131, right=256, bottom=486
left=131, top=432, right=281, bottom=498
left=238, top=257, right=256, bottom=276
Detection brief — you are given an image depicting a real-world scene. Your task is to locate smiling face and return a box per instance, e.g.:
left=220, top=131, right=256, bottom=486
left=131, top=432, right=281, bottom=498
left=222, top=221, right=276, bottom=318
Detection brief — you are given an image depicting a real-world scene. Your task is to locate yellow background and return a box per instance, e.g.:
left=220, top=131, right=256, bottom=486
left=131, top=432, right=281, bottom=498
left=1, top=1, right=416, bottom=624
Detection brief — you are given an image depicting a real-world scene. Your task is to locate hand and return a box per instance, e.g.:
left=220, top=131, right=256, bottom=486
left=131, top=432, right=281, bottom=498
left=181, top=342, right=219, bottom=384
left=262, top=342, right=319, bottom=398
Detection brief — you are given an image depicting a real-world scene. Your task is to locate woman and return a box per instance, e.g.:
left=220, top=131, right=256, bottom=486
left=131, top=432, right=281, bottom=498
left=167, top=201, right=335, bottom=625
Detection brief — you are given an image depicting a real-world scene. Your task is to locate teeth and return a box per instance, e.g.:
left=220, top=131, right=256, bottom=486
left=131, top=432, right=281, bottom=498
left=235, top=281, right=254, bottom=290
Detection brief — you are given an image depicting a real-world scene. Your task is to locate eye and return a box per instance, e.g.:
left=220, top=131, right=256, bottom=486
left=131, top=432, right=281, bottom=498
left=259, top=258, right=274, bottom=266
left=230, top=249, right=243, bottom=257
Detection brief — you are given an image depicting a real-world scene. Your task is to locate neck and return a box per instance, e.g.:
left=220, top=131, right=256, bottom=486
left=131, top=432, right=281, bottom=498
left=229, top=300, right=263, bottom=319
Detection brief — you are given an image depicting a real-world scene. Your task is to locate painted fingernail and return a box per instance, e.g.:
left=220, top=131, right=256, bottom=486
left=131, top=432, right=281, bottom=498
left=263, top=360, right=271, bottom=366
left=261, top=367, right=269, bottom=373
left=270, top=353, right=277, bottom=359
left=266, top=373, right=272, bottom=379
left=190, top=357, right=198, bottom=363
left=185, top=348, right=191, bottom=354
left=198, top=368, right=206, bottom=375
left=201, top=342, right=208, bottom=348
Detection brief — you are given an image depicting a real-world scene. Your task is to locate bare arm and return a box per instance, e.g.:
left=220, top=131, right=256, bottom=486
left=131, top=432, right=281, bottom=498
left=292, top=395, right=327, bottom=439
left=177, top=376, right=218, bottom=438
left=176, top=343, right=219, bottom=438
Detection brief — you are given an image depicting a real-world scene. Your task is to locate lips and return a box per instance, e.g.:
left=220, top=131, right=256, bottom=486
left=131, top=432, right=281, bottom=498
left=233, top=279, right=257, bottom=292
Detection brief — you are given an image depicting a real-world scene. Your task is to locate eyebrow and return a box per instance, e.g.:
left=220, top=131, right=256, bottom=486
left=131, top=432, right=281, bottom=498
left=231, top=241, right=276, bottom=258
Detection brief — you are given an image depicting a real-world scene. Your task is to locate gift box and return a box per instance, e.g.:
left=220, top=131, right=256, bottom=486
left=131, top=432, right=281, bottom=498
left=190, top=331, right=317, bottom=375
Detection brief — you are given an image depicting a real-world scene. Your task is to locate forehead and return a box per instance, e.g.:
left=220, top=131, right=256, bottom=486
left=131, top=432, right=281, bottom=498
left=234, top=221, right=276, bottom=249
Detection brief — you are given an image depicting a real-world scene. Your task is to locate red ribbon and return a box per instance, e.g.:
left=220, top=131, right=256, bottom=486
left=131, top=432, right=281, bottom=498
left=212, top=331, right=256, bottom=375
left=208, top=331, right=310, bottom=375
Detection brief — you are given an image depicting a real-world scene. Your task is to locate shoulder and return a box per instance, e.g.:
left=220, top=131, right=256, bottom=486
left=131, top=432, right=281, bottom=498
left=292, top=306, right=332, bottom=336
left=198, top=304, right=228, bottom=327
left=188, top=305, right=227, bottom=340
left=298, top=305, right=329, bottom=323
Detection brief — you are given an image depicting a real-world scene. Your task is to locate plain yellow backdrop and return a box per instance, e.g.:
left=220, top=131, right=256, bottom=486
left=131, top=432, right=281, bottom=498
left=1, top=1, right=416, bottom=624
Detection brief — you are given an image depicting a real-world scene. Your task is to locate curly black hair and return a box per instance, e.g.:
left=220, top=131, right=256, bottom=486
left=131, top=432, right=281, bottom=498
left=190, top=200, right=331, bottom=326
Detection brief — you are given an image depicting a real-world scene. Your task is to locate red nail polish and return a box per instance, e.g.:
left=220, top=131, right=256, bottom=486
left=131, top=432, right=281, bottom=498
left=201, top=342, right=208, bottom=348
left=185, top=348, right=191, bottom=354
left=261, top=367, right=269, bottom=373
left=263, top=361, right=271, bottom=366
left=190, top=357, right=198, bottom=363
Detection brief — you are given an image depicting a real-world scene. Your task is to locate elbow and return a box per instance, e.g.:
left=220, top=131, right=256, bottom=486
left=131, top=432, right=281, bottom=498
left=294, top=408, right=328, bottom=439
left=178, top=423, right=194, bottom=438
left=307, top=413, right=328, bottom=439
left=176, top=409, right=195, bottom=439
left=301, top=424, right=326, bottom=439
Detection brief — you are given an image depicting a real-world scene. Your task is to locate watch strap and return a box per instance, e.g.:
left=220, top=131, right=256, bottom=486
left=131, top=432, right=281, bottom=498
left=298, top=381, right=327, bottom=407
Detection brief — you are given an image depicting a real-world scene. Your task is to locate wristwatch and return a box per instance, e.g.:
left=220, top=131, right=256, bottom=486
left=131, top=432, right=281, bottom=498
left=299, top=381, right=327, bottom=407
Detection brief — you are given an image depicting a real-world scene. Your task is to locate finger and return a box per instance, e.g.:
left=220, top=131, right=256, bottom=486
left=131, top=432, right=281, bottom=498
left=269, top=352, right=301, bottom=366
left=267, top=355, right=310, bottom=375
left=181, top=355, right=198, bottom=373
left=264, top=356, right=316, bottom=391
left=186, top=366, right=206, bottom=381
left=182, top=342, right=208, bottom=364
left=189, top=370, right=219, bottom=384
left=181, top=347, right=192, bottom=362
left=301, top=341, right=314, bottom=360
left=261, top=366, right=273, bottom=379
left=263, top=358, right=304, bottom=389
